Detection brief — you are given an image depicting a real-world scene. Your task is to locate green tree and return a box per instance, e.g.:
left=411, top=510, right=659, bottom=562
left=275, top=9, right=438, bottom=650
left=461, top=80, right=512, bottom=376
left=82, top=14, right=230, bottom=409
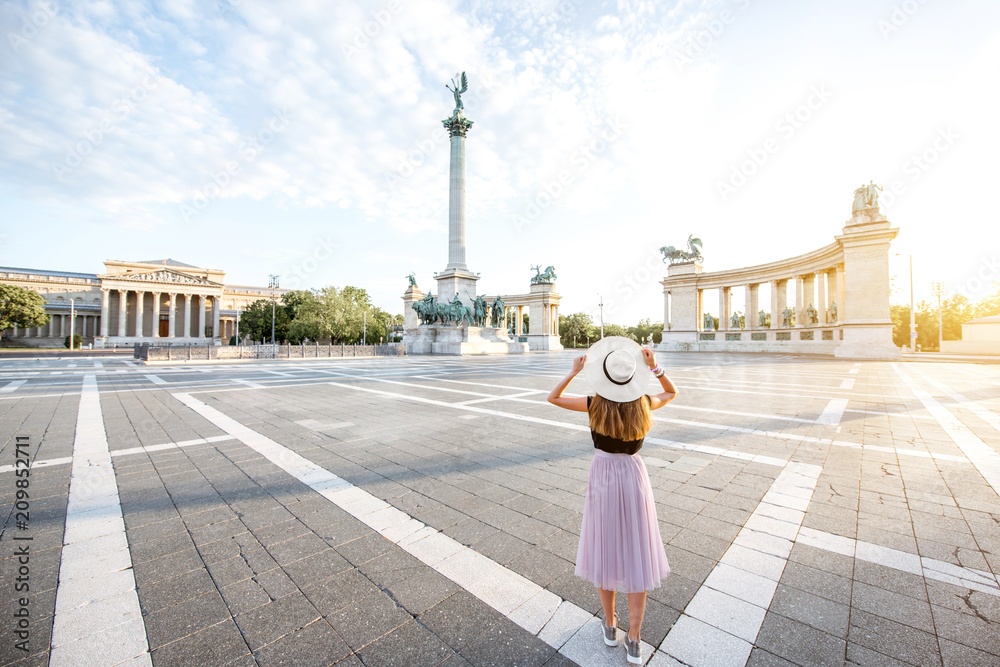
left=972, top=284, right=1000, bottom=318
left=283, top=290, right=327, bottom=343
left=313, top=285, right=384, bottom=343
left=892, top=294, right=977, bottom=350
left=602, top=323, right=628, bottom=338
left=559, top=312, right=595, bottom=347
left=239, top=299, right=290, bottom=343
left=627, top=318, right=663, bottom=344
left=0, top=284, right=49, bottom=334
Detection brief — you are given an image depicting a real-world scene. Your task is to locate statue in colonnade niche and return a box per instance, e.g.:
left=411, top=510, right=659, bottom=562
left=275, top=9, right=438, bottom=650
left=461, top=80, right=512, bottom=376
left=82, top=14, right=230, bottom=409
left=806, top=303, right=819, bottom=325
left=703, top=312, right=715, bottom=330
left=758, top=310, right=770, bottom=328
left=730, top=311, right=744, bottom=330
left=828, top=301, right=838, bottom=323
left=781, top=306, right=795, bottom=328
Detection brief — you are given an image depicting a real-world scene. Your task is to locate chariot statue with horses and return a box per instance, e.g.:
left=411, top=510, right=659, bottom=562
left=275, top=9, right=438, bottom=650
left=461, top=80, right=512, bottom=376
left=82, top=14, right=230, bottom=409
left=660, top=235, right=703, bottom=265
left=530, top=265, right=557, bottom=284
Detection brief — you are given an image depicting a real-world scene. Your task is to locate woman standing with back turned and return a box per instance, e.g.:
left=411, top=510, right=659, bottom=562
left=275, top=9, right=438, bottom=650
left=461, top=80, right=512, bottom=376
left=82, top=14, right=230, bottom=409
left=547, top=337, right=678, bottom=664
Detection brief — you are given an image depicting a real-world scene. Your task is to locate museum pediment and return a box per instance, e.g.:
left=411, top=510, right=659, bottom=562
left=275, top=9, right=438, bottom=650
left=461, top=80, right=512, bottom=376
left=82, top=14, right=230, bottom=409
left=102, top=269, right=221, bottom=287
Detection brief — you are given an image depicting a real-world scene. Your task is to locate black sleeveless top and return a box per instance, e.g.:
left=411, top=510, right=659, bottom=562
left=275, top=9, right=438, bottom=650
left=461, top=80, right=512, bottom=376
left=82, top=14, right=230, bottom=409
left=587, top=396, right=646, bottom=455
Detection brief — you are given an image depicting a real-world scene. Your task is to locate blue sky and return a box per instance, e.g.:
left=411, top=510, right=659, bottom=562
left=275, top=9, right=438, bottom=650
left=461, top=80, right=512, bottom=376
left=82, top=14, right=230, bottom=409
left=1, top=0, right=997, bottom=325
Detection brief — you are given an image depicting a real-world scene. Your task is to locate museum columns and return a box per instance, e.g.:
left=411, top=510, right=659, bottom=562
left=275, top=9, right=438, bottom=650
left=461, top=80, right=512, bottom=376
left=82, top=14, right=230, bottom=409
left=100, top=289, right=110, bottom=336
left=197, top=296, right=206, bottom=338
left=213, top=296, right=221, bottom=338
left=168, top=294, right=176, bottom=337
left=117, top=289, right=127, bottom=337
left=151, top=292, right=161, bottom=338
left=183, top=294, right=192, bottom=338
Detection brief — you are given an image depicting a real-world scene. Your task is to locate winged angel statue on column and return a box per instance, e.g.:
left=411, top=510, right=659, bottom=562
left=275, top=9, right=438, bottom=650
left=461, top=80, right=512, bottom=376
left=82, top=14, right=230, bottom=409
left=446, top=72, right=468, bottom=116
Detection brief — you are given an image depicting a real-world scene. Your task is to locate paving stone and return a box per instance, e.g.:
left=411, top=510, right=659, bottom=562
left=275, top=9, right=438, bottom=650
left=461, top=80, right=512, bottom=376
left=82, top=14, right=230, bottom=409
left=148, top=619, right=250, bottom=667
left=357, top=618, right=455, bottom=666
left=848, top=609, right=942, bottom=667
left=253, top=619, right=351, bottom=666
left=419, top=591, right=507, bottom=652
left=234, top=591, right=322, bottom=652
left=384, top=567, right=462, bottom=616
left=755, top=611, right=846, bottom=666
left=137, top=566, right=217, bottom=616
left=326, top=590, right=413, bottom=652
left=143, top=590, right=232, bottom=650
left=459, top=616, right=555, bottom=667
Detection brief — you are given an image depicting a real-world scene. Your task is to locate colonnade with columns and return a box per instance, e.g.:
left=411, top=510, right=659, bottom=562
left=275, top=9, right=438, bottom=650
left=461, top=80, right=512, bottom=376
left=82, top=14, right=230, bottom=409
left=699, top=264, right=846, bottom=333
left=659, top=207, right=900, bottom=359
left=99, top=288, right=223, bottom=341
left=9, top=312, right=101, bottom=340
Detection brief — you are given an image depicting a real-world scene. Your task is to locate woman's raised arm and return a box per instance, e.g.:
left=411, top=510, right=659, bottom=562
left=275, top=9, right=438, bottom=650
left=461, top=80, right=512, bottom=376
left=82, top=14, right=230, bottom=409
left=642, top=348, right=679, bottom=410
left=547, top=355, right=589, bottom=412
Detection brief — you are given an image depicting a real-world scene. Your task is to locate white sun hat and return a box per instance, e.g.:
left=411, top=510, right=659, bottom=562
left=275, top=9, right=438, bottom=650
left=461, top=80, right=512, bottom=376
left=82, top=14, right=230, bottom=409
left=584, top=336, right=651, bottom=403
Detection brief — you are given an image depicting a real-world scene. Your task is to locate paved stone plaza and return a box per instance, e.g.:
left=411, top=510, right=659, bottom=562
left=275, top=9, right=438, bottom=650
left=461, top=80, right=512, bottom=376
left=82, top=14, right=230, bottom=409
left=1, top=351, right=999, bottom=666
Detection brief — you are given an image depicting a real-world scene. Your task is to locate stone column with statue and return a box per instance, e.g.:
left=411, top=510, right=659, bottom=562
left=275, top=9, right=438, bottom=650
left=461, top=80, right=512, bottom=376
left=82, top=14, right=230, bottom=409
left=835, top=181, right=899, bottom=358
left=400, top=72, right=526, bottom=355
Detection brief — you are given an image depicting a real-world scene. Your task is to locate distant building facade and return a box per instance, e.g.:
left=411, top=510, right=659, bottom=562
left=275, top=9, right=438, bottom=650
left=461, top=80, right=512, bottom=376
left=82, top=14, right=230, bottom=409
left=0, top=259, right=288, bottom=347
left=940, top=316, right=1000, bottom=355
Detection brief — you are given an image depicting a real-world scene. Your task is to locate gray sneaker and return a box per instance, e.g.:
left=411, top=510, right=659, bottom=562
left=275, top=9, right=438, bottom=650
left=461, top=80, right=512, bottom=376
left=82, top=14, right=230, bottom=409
left=602, top=618, right=618, bottom=647
left=625, top=635, right=642, bottom=664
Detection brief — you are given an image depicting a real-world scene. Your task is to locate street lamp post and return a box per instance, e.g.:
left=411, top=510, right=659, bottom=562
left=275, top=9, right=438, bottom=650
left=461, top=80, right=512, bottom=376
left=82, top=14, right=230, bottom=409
left=908, top=255, right=917, bottom=351
left=931, top=281, right=946, bottom=351
left=895, top=254, right=917, bottom=352
left=268, top=275, right=279, bottom=345
left=598, top=294, right=604, bottom=339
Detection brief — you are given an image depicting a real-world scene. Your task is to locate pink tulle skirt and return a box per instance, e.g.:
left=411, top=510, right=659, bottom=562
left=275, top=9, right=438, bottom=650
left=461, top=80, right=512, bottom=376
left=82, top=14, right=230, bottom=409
left=575, top=449, right=671, bottom=593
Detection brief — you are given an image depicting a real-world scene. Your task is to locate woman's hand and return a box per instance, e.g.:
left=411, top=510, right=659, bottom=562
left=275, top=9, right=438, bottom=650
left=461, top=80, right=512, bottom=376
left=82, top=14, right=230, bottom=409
left=571, top=354, right=586, bottom=375
left=642, top=348, right=657, bottom=369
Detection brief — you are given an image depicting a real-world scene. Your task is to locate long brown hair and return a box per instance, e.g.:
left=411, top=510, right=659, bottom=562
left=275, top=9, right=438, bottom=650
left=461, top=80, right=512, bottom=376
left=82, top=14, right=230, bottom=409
left=589, top=394, right=651, bottom=441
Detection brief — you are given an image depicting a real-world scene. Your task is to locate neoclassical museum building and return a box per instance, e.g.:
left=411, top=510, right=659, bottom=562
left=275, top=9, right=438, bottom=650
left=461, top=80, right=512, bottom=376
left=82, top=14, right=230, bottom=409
left=0, top=259, right=288, bottom=347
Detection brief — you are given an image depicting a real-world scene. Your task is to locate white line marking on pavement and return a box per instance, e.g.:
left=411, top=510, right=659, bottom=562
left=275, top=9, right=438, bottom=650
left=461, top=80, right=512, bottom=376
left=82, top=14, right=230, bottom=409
left=419, top=377, right=820, bottom=424
left=909, top=365, right=1000, bottom=434
left=50, top=375, right=150, bottom=667
left=816, top=399, right=848, bottom=425
left=0, top=434, right=235, bottom=473
left=232, top=379, right=266, bottom=389
left=893, top=363, right=1000, bottom=498
left=657, top=462, right=822, bottom=666
left=797, top=528, right=1000, bottom=597
left=0, top=380, right=26, bottom=393
left=123, top=361, right=137, bottom=367
left=93, top=361, right=103, bottom=368
left=456, top=390, right=546, bottom=406
left=328, top=381, right=789, bottom=467
left=839, top=378, right=855, bottom=390
left=172, top=392, right=654, bottom=663
left=143, top=374, right=167, bottom=385
left=650, top=416, right=967, bottom=463
left=294, top=419, right=353, bottom=431
left=849, top=368, right=860, bottom=375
